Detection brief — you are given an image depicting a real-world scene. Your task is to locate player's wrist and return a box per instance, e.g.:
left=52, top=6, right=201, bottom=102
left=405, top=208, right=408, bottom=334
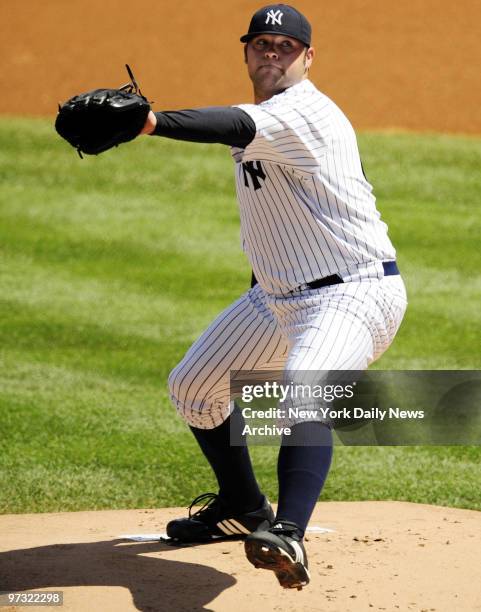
left=140, top=110, right=157, bottom=135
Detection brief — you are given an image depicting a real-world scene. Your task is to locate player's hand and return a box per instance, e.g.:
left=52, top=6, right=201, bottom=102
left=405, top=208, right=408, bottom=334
left=55, top=64, right=151, bottom=157
left=141, top=111, right=157, bottom=135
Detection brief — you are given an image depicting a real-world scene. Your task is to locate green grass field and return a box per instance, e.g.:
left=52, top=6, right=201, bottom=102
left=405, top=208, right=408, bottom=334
left=0, top=118, right=480, bottom=514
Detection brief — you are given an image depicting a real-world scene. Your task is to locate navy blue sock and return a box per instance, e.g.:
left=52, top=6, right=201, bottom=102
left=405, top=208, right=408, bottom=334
left=276, top=421, right=333, bottom=535
left=189, top=406, right=263, bottom=513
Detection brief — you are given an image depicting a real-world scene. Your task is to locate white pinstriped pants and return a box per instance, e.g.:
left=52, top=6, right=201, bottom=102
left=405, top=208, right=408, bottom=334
left=168, top=276, right=407, bottom=429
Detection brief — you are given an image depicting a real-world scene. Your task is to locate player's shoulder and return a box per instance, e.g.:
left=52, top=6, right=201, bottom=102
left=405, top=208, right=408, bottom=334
left=231, top=80, right=355, bottom=159
left=239, top=79, right=344, bottom=125
left=284, top=80, right=356, bottom=136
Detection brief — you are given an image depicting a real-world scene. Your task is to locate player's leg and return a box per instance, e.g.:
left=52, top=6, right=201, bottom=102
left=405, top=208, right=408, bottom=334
left=245, top=276, right=407, bottom=588
left=280, top=276, right=408, bottom=373
left=277, top=276, right=406, bottom=524
left=167, top=283, right=288, bottom=541
left=168, top=283, right=287, bottom=429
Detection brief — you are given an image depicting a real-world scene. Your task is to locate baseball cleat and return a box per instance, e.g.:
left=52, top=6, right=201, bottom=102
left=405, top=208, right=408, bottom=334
left=166, top=492, right=274, bottom=543
left=244, top=521, right=310, bottom=590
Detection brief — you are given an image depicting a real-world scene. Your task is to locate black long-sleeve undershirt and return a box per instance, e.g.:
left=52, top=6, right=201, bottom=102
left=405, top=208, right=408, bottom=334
left=152, top=107, right=256, bottom=148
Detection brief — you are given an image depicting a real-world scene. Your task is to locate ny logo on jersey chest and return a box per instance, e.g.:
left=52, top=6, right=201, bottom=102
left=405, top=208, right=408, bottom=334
left=242, top=161, right=266, bottom=190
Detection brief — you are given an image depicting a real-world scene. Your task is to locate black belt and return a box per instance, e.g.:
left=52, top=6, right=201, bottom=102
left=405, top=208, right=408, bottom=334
left=306, top=261, right=400, bottom=290
left=250, top=261, right=399, bottom=291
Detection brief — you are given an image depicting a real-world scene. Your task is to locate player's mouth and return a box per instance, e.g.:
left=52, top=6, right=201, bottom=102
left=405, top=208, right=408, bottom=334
left=258, top=64, right=283, bottom=72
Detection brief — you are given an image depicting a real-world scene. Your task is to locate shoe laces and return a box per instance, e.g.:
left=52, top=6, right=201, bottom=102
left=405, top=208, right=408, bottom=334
left=188, top=492, right=222, bottom=522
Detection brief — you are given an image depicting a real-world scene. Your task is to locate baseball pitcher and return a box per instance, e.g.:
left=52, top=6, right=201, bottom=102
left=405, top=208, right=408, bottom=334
left=56, top=4, right=407, bottom=590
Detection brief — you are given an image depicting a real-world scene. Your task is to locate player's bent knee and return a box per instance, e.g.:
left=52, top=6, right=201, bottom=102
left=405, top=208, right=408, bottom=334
left=167, top=362, right=197, bottom=408
left=168, top=367, right=231, bottom=429
left=172, top=401, right=206, bottom=428
left=170, top=396, right=231, bottom=430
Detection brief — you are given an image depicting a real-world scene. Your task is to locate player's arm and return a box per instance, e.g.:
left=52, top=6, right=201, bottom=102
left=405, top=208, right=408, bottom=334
left=140, top=107, right=256, bottom=148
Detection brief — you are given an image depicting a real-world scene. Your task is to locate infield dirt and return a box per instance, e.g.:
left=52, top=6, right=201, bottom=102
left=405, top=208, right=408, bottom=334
left=1, top=502, right=480, bottom=611
left=2, top=0, right=481, bottom=134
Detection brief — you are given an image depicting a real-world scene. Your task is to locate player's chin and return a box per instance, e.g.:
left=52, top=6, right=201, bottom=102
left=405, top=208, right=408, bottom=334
left=254, top=71, right=285, bottom=91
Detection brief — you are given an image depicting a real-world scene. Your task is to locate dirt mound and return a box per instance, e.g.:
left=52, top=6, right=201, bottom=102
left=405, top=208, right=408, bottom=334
left=1, top=502, right=479, bottom=611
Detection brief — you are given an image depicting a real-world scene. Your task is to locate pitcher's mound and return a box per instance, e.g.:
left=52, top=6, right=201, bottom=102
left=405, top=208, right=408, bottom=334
left=0, top=502, right=479, bottom=611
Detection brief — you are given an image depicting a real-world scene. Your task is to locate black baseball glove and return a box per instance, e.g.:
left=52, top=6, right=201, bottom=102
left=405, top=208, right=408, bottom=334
left=55, top=65, right=151, bottom=157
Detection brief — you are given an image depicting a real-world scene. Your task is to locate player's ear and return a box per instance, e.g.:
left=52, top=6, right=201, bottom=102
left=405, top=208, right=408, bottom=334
left=304, top=46, right=315, bottom=72
left=244, top=43, right=248, bottom=63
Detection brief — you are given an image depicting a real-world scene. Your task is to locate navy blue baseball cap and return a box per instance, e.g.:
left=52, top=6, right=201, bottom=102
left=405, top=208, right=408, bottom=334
left=240, top=4, right=312, bottom=47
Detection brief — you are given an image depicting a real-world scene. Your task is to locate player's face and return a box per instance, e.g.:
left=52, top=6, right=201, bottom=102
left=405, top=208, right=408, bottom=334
left=245, top=34, right=314, bottom=102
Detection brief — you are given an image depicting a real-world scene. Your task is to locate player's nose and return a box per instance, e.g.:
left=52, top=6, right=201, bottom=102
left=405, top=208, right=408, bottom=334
left=264, top=50, right=279, bottom=59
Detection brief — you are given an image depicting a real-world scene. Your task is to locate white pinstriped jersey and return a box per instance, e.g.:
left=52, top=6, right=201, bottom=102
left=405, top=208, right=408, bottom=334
left=232, top=79, right=396, bottom=294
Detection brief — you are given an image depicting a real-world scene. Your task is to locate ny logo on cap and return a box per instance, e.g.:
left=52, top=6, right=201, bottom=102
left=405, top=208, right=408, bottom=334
left=265, top=9, right=283, bottom=25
